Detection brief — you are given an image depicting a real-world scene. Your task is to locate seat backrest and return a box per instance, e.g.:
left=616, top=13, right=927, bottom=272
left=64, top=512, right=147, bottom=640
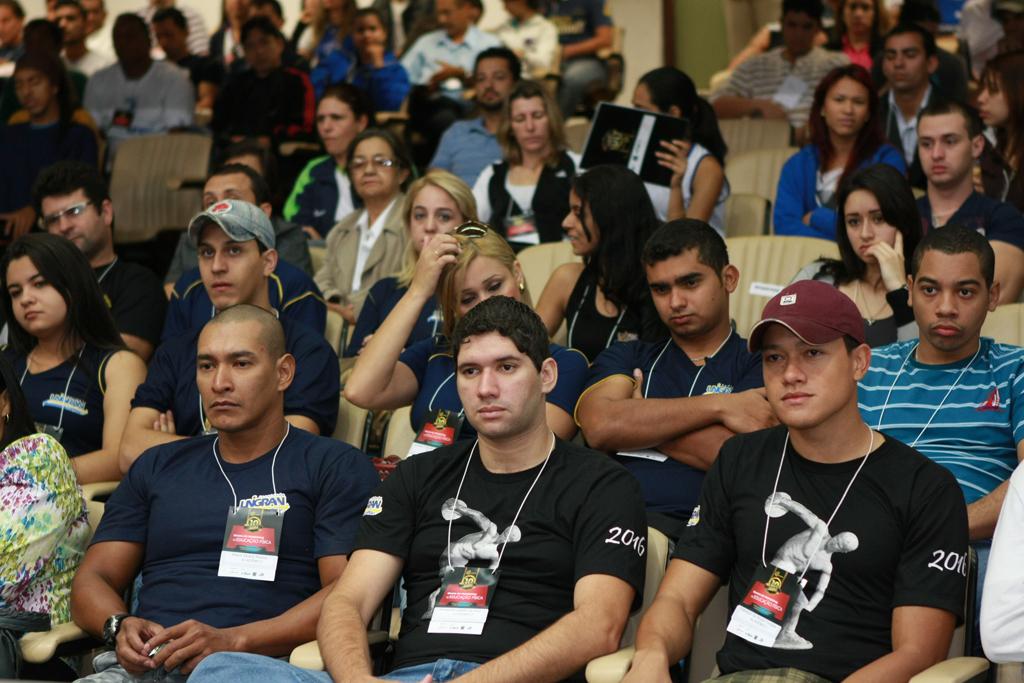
left=687, top=585, right=730, bottom=683
left=723, top=193, right=770, bottom=238
left=726, top=236, right=839, bottom=337
left=109, top=133, right=212, bottom=244
left=719, top=119, right=794, bottom=158
left=309, top=245, right=326, bottom=274
left=618, top=527, right=671, bottom=647
left=724, top=147, right=799, bottom=206
left=564, top=117, right=591, bottom=154
left=383, top=405, right=417, bottom=459
left=335, top=397, right=372, bottom=452
left=86, top=499, right=105, bottom=538
left=516, top=241, right=578, bottom=343
left=325, top=309, right=345, bottom=354
left=982, top=303, right=1024, bottom=346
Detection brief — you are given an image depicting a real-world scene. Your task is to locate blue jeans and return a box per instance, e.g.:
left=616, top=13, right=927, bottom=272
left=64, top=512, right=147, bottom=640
left=189, top=652, right=481, bottom=682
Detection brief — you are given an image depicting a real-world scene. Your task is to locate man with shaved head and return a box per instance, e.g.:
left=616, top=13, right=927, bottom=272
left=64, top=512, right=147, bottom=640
left=70, top=304, right=378, bottom=682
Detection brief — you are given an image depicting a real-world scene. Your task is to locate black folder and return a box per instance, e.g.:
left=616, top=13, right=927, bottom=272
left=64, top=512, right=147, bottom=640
left=579, top=102, right=692, bottom=187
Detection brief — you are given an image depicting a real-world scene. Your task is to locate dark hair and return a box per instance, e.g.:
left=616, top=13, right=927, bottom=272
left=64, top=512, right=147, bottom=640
left=782, top=0, right=824, bottom=22
left=899, top=1, right=941, bottom=26
left=54, top=0, right=84, bottom=19
left=884, top=21, right=937, bottom=56
left=241, top=15, right=284, bottom=44
left=24, top=19, right=63, bottom=51
left=347, top=127, right=415, bottom=190
left=320, top=82, right=376, bottom=125
left=809, top=64, right=885, bottom=190
left=911, top=224, right=995, bottom=287
left=32, top=160, right=110, bottom=217
left=637, top=67, right=727, bottom=163
left=980, top=51, right=1024, bottom=178
left=0, top=234, right=124, bottom=357
left=113, top=12, right=149, bottom=38
left=452, top=296, right=549, bottom=371
left=252, top=0, right=283, bottom=21
left=14, top=51, right=77, bottom=136
left=209, top=163, right=271, bottom=205
left=821, top=164, right=922, bottom=285
left=152, top=6, right=187, bottom=31
left=833, top=0, right=887, bottom=50
left=353, top=6, right=385, bottom=30
left=0, top=0, right=25, bottom=20
left=918, top=98, right=984, bottom=138
left=642, top=219, right=729, bottom=275
left=0, top=354, right=37, bottom=450
left=474, top=46, right=522, bottom=82
left=572, top=165, right=660, bottom=309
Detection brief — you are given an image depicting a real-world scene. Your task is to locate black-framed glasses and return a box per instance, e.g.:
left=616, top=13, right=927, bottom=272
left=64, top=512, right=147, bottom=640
left=38, top=201, right=95, bottom=230
left=454, top=220, right=489, bottom=237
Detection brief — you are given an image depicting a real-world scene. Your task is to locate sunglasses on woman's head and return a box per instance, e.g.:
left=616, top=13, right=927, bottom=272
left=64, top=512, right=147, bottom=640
left=454, top=221, right=489, bottom=237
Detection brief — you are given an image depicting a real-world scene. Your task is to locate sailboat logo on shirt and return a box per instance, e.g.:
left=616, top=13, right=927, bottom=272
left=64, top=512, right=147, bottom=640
left=977, top=387, right=1002, bottom=412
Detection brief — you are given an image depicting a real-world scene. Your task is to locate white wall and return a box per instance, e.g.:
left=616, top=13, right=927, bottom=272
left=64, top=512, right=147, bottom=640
left=22, top=0, right=664, bottom=102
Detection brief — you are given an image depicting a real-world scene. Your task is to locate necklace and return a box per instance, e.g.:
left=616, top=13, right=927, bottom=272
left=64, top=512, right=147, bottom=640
left=853, top=280, right=890, bottom=325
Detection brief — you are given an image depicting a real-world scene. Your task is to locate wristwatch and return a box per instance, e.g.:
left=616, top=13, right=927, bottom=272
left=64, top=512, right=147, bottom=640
left=102, top=613, right=129, bottom=647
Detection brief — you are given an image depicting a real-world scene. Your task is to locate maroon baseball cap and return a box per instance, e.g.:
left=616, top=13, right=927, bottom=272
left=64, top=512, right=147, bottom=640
left=748, top=280, right=865, bottom=352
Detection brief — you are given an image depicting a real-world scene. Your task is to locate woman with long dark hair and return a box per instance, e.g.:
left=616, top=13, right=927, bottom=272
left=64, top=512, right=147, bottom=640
left=632, top=66, right=730, bottom=233
left=0, top=234, right=146, bottom=483
left=535, top=165, right=666, bottom=362
left=977, top=50, right=1024, bottom=212
left=0, top=51, right=98, bottom=239
left=774, top=63, right=905, bottom=238
left=827, top=0, right=889, bottom=70
left=792, top=163, right=921, bottom=346
left=0, top=351, right=89, bottom=675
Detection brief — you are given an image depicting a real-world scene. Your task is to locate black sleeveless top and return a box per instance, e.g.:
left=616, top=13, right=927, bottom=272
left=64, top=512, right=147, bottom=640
left=564, top=270, right=667, bottom=363
left=486, top=151, right=576, bottom=249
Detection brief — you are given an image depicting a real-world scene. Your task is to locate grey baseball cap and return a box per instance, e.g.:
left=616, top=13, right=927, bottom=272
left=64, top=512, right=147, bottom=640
left=187, top=199, right=276, bottom=250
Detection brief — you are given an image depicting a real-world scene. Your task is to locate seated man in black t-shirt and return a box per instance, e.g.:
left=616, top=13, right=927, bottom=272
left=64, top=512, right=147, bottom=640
left=916, top=99, right=1024, bottom=303
left=33, top=161, right=167, bottom=361
left=119, top=199, right=339, bottom=473
left=71, top=304, right=378, bottom=681
left=576, top=220, right=775, bottom=538
left=622, top=280, right=969, bottom=683
left=189, top=296, right=647, bottom=683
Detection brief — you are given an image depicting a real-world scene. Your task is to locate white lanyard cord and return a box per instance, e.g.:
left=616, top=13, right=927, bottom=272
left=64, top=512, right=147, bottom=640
left=567, top=284, right=628, bottom=352
left=684, top=332, right=732, bottom=398
left=876, top=342, right=981, bottom=446
left=761, top=428, right=874, bottom=582
left=211, top=423, right=290, bottom=509
left=427, top=372, right=464, bottom=417
left=97, top=257, right=118, bottom=284
left=20, top=348, right=84, bottom=430
left=445, top=433, right=556, bottom=572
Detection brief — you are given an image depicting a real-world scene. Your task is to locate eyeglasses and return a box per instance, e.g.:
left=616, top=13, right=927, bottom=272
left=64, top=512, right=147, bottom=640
left=349, top=155, right=398, bottom=172
left=454, top=220, right=489, bottom=237
left=38, top=201, right=94, bottom=230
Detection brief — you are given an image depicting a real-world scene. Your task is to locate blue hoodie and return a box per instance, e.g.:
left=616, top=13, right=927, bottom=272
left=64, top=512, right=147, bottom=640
left=773, top=143, right=906, bottom=239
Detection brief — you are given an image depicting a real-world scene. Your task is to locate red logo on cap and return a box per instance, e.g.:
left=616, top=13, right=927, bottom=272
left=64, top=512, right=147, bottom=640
left=210, top=201, right=232, bottom=214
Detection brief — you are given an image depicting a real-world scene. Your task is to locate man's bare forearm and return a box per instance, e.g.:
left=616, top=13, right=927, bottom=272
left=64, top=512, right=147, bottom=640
left=580, top=395, right=723, bottom=452
left=231, top=581, right=337, bottom=657
left=658, top=425, right=734, bottom=471
left=318, top=588, right=375, bottom=683
left=968, top=479, right=1009, bottom=541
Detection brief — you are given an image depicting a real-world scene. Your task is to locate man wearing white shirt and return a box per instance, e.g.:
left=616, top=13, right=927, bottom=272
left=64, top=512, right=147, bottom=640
left=495, top=0, right=557, bottom=77
left=84, top=13, right=194, bottom=169
left=56, top=0, right=111, bottom=76
left=137, top=0, right=208, bottom=57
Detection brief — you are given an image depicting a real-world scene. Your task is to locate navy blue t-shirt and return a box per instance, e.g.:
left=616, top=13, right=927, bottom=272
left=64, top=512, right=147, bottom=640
left=344, top=277, right=441, bottom=358
left=6, top=344, right=116, bottom=457
left=398, top=338, right=589, bottom=439
left=91, top=428, right=379, bottom=628
left=580, top=333, right=763, bottom=520
left=132, top=317, right=340, bottom=436
left=163, top=261, right=327, bottom=342
left=917, top=191, right=1024, bottom=250
left=545, top=0, right=613, bottom=45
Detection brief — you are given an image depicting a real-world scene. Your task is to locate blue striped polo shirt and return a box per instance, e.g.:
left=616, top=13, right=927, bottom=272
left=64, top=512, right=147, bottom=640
left=858, top=337, right=1024, bottom=504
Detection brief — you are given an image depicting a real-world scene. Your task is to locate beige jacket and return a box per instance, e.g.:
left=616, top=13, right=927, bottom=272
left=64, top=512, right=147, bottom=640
left=315, top=195, right=407, bottom=316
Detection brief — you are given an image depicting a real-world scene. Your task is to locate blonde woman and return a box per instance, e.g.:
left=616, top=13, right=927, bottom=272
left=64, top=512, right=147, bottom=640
left=345, top=170, right=477, bottom=357
left=344, top=224, right=588, bottom=441
left=472, top=80, right=580, bottom=249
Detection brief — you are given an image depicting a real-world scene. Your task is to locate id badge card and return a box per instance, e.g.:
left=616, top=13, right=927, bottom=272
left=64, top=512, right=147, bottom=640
left=427, top=566, right=499, bottom=635
left=770, top=74, right=808, bottom=110
left=34, top=422, right=64, bottom=443
left=111, top=108, right=135, bottom=128
left=217, top=506, right=284, bottom=581
left=506, top=211, right=540, bottom=245
left=407, top=409, right=464, bottom=458
left=726, top=564, right=804, bottom=646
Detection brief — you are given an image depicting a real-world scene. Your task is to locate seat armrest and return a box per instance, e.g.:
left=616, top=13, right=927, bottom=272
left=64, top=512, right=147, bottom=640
left=289, top=640, right=323, bottom=670
left=910, top=657, right=990, bottom=683
left=585, top=646, right=635, bottom=683
left=81, top=481, right=119, bottom=501
left=19, top=621, right=91, bottom=663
